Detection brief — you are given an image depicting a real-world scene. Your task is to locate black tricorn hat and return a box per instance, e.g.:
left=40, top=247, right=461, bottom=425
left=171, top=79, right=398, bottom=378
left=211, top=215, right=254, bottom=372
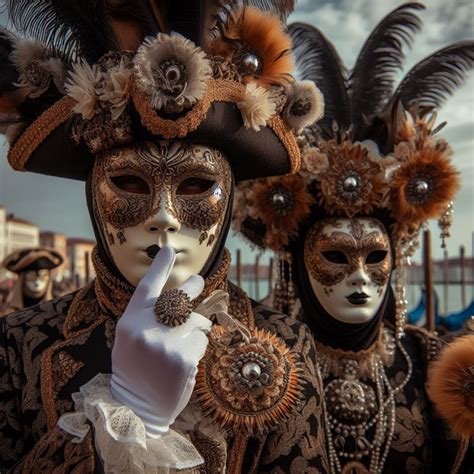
left=3, top=248, right=63, bottom=274
left=0, top=1, right=315, bottom=183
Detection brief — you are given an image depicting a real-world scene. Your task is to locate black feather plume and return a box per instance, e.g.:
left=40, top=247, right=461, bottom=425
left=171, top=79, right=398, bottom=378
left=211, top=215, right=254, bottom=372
left=0, top=28, right=19, bottom=92
left=3, top=0, right=116, bottom=62
left=349, top=2, right=424, bottom=133
left=2, top=0, right=165, bottom=62
left=289, top=22, right=350, bottom=137
left=390, top=40, right=474, bottom=110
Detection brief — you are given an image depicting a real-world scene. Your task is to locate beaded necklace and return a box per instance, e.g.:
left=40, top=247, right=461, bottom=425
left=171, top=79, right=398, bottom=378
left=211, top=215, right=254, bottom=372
left=316, top=328, right=413, bottom=474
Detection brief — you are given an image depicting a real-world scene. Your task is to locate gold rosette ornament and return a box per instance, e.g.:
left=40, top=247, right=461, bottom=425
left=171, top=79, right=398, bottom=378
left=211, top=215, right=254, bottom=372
left=194, top=325, right=303, bottom=435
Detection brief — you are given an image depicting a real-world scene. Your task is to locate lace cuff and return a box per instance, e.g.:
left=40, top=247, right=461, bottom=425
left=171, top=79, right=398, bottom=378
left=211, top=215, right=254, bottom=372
left=57, top=374, right=204, bottom=473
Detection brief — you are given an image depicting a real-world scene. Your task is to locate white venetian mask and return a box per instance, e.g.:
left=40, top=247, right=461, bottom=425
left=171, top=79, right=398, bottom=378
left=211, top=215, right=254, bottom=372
left=23, top=269, right=51, bottom=298
left=304, top=217, right=392, bottom=324
left=92, top=140, right=232, bottom=289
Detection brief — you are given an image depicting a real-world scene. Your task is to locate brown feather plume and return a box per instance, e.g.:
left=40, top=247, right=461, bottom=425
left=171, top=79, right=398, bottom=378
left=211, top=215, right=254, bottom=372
left=427, top=335, right=474, bottom=440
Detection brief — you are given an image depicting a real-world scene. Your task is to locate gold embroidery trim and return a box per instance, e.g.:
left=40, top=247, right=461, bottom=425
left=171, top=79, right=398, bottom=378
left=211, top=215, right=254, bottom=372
left=268, top=115, right=301, bottom=174
left=133, top=78, right=301, bottom=175
left=314, top=327, right=385, bottom=360
left=8, top=96, right=76, bottom=171
left=63, top=283, right=95, bottom=338
left=132, top=79, right=245, bottom=139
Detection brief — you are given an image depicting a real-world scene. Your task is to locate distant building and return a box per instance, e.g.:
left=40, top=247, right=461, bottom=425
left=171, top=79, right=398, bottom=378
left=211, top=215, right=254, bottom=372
left=40, top=231, right=69, bottom=280
left=4, top=214, right=40, bottom=255
left=0, top=212, right=40, bottom=279
left=67, top=238, right=96, bottom=285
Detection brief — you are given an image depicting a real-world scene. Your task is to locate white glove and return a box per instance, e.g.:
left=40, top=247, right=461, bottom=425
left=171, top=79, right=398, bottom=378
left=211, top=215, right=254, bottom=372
left=110, top=245, right=212, bottom=438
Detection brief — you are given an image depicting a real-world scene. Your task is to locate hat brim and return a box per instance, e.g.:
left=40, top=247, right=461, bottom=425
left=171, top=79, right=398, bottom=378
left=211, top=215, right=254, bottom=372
left=4, top=248, right=64, bottom=273
left=14, top=101, right=297, bottom=183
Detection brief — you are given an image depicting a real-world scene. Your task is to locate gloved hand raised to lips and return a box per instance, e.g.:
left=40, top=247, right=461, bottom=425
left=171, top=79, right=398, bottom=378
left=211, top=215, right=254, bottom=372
left=110, top=245, right=212, bottom=438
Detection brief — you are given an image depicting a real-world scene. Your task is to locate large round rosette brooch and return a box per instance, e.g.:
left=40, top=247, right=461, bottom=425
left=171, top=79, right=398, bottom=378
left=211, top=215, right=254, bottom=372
left=194, top=325, right=303, bottom=435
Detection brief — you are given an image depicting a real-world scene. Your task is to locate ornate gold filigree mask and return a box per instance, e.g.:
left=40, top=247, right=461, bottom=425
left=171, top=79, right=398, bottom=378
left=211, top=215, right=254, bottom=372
left=304, top=217, right=392, bottom=324
left=23, top=269, right=51, bottom=298
left=92, top=140, right=232, bottom=288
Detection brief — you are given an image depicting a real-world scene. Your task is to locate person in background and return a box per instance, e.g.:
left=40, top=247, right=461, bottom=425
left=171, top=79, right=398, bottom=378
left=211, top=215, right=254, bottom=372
left=0, top=247, right=63, bottom=316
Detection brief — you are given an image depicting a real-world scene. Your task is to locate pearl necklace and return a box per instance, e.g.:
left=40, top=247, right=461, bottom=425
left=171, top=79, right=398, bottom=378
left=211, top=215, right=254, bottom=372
left=316, top=331, right=413, bottom=474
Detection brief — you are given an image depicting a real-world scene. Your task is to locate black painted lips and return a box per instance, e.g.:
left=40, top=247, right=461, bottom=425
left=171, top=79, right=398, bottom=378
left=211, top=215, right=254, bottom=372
left=145, top=244, right=160, bottom=259
left=346, top=292, right=370, bottom=305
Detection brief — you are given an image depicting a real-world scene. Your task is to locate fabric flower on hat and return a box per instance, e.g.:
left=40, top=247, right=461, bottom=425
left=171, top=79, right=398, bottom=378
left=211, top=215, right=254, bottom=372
left=300, top=145, right=329, bottom=181
left=237, top=82, right=276, bottom=131
left=134, top=33, right=212, bottom=113
left=209, top=6, right=294, bottom=87
left=283, top=80, right=324, bottom=131
left=318, top=141, right=385, bottom=218
left=11, top=38, right=66, bottom=99
left=390, top=144, right=460, bottom=225
left=99, top=60, right=132, bottom=120
left=66, top=61, right=103, bottom=119
left=247, top=175, right=313, bottom=251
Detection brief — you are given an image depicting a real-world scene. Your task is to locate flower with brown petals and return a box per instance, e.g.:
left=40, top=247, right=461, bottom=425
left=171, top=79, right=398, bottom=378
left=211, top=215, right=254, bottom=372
left=247, top=175, right=313, bottom=250
left=209, top=6, right=294, bottom=87
left=390, top=145, right=460, bottom=224
left=318, top=142, right=385, bottom=217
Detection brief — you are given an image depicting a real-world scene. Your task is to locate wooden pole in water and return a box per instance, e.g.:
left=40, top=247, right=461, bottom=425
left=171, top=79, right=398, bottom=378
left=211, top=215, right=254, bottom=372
left=268, top=257, right=274, bottom=296
left=443, top=249, right=449, bottom=315
left=423, top=229, right=435, bottom=331
left=236, top=249, right=242, bottom=288
left=460, top=245, right=466, bottom=308
left=254, top=255, right=260, bottom=301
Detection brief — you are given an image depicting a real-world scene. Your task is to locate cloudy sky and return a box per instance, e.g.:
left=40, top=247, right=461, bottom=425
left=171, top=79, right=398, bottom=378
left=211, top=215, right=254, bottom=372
left=0, top=0, right=472, bottom=263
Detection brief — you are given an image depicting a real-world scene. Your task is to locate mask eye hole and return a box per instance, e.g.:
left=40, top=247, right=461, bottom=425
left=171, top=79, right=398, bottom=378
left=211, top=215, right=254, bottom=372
left=321, top=250, right=348, bottom=264
left=110, top=175, right=150, bottom=194
left=177, top=177, right=215, bottom=195
left=366, top=250, right=388, bottom=264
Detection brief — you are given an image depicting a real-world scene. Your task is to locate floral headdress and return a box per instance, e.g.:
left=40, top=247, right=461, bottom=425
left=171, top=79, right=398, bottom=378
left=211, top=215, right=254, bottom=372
left=233, top=3, right=473, bottom=336
left=0, top=2, right=324, bottom=183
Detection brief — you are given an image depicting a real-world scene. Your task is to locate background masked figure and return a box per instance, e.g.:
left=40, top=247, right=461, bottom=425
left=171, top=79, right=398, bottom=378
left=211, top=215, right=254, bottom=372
left=0, top=248, right=63, bottom=316
left=234, top=3, right=474, bottom=473
left=0, top=2, right=331, bottom=473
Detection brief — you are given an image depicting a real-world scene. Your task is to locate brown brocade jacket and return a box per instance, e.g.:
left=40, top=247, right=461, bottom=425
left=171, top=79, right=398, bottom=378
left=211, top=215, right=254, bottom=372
left=0, top=280, right=330, bottom=473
